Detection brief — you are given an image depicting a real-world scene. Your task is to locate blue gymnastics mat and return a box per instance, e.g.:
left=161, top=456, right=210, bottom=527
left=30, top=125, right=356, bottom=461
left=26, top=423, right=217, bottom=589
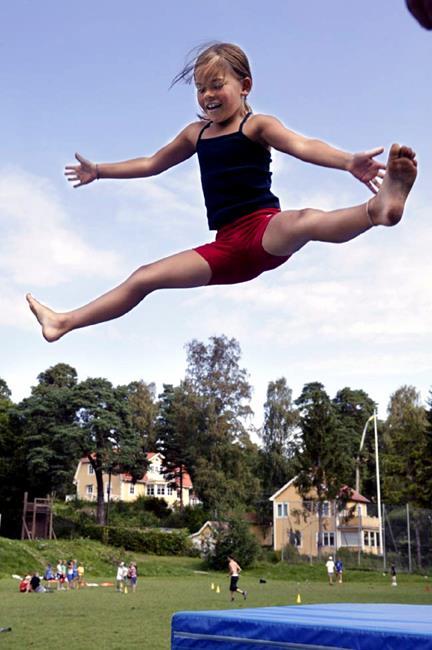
left=171, top=603, right=432, bottom=649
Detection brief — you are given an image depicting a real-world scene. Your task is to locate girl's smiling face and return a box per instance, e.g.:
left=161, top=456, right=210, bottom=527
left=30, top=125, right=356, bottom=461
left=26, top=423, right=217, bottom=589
left=194, top=61, right=251, bottom=125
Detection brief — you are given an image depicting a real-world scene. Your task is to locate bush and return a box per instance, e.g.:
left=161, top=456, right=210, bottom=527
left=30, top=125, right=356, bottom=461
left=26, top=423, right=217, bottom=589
left=207, top=518, right=261, bottom=570
left=163, top=505, right=210, bottom=533
left=78, top=522, right=194, bottom=556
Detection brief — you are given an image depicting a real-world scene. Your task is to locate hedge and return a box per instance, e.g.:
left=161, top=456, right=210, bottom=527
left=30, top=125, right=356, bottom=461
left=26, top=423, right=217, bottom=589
left=78, top=522, right=194, bottom=556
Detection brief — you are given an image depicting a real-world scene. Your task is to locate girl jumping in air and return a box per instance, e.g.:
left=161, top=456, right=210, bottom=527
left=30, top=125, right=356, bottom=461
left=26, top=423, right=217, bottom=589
left=27, top=42, right=417, bottom=341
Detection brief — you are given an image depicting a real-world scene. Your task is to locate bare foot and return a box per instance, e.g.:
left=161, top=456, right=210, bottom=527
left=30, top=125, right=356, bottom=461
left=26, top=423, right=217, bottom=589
left=26, top=294, right=68, bottom=342
left=368, top=144, right=417, bottom=226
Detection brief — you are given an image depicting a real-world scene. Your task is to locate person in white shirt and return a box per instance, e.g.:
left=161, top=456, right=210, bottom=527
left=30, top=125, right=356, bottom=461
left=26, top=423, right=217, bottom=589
left=116, top=561, right=127, bottom=592
left=325, top=556, right=335, bottom=585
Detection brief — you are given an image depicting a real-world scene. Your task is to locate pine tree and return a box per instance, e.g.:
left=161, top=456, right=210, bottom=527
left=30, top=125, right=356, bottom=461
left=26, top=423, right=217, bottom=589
left=294, top=382, right=353, bottom=556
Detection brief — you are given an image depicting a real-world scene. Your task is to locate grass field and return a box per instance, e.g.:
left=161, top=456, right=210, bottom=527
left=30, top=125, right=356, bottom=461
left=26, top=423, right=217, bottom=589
left=1, top=571, right=432, bottom=649
left=1, top=538, right=431, bottom=648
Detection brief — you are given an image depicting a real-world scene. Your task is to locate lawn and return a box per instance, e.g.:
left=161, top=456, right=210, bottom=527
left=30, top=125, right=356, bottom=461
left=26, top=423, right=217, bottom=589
left=1, top=571, right=431, bottom=649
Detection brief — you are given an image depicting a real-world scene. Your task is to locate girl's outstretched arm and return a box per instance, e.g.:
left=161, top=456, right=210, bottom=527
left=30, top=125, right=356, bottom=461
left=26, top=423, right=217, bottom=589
left=255, top=115, right=386, bottom=193
left=65, top=123, right=201, bottom=188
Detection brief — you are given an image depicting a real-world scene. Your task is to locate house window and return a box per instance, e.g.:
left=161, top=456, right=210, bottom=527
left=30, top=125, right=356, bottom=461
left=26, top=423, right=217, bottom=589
left=365, top=531, right=380, bottom=548
left=129, top=484, right=135, bottom=495
left=322, top=531, right=335, bottom=547
left=88, top=465, right=94, bottom=474
left=277, top=502, right=288, bottom=518
left=86, top=485, right=93, bottom=495
left=157, top=485, right=165, bottom=496
left=290, top=530, right=302, bottom=547
left=147, top=485, right=154, bottom=496
left=167, top=486, right=173, bottom=496
left=321, top=501, right=331, bottom=516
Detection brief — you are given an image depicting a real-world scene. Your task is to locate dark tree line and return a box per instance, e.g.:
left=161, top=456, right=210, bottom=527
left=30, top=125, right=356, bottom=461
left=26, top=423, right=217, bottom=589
left=1, top=336, right=431, bottom=540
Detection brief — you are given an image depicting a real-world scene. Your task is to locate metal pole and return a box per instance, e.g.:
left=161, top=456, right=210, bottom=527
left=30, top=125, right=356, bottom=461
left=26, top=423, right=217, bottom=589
left=382, top=503, right=387, bottom=572
left=406, top=503, right=412, bottom=573
left=358, top=503, right=362, bottom=567
left=373, top=410, right=383, bottom=557
left=106, top=469, right=112, bottom=525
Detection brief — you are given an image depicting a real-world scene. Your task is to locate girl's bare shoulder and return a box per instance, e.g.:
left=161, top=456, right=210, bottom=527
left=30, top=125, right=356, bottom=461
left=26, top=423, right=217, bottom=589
left=182, top=120, right=210, bottom=146
left=244, top=113, right=281, bottom=147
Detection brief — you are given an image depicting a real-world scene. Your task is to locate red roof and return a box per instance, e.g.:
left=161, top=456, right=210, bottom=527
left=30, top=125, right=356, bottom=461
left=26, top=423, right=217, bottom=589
left=339, top=485, right=370, bottom=504
left=79, top=452, right=192, bottom=488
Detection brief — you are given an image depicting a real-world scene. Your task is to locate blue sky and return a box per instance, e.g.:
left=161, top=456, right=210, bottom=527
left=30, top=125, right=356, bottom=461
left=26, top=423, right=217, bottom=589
left=1, top=1, right=431, bottom=428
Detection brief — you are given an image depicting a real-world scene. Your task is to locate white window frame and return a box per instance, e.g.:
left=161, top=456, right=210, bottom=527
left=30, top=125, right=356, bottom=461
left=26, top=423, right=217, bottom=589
left=88, top=465, right=94, bottom=474
left=277, top=502, right=289, bottom=518
left=157, top=485, right=165, bottom=496
left=86, top=484, right=93, bottom=495
left=147, top=485, right=155, bottom=496
left=129, top=484, right=135, bottom=495
left=321, top=531, right=335, bottom=547
left=167, top=486, right=173, bottom=496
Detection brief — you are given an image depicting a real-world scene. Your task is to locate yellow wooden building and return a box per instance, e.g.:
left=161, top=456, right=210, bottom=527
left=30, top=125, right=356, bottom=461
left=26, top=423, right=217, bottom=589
left=73, top=452, right=196, bottom=507
left=270, top=478, right=381, bottom=557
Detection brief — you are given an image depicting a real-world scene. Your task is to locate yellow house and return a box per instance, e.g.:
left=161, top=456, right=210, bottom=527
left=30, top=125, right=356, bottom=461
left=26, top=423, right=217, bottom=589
left=270, top=478, right=381, bottom=557
left=73, top=452, right=196, bottom=507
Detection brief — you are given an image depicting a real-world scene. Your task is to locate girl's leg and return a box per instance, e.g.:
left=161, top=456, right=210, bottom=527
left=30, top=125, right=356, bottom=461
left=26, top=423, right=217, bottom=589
left=27, top=249, right=212, bottom=342
left=262, top=144, right=417, bottom=257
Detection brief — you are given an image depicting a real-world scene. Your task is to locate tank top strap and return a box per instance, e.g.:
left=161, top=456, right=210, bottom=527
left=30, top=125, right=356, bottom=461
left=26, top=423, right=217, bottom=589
left=239, top=112, right=252, bottom=133
left=197, top=121, right=212, bottom=143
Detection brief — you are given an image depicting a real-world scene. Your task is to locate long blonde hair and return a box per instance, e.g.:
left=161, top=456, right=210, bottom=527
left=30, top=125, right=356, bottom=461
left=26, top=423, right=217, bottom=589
left=172, top=42, right=253, bottom=117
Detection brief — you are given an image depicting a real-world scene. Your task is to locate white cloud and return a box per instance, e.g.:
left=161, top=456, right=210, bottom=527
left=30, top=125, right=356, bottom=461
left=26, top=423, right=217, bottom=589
left=114, top=166, right=205, bottom=229
left=0, top=167, right=122, bottom=287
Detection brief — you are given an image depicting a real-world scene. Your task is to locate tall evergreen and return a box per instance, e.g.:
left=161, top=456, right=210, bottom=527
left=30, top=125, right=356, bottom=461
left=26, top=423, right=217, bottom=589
left=257, top=378, right=298, bottom=522
left=382, top=386, right=432, bottom=568
left=332, top=387, right=377, bottom=498
left=156, top=382, right=202, bottom=509
left=294, top=382, right=353, bottom=556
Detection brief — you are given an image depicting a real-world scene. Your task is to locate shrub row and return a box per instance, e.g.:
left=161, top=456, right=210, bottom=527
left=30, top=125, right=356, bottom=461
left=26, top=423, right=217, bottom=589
left=78, top=522, right=195, bottom=556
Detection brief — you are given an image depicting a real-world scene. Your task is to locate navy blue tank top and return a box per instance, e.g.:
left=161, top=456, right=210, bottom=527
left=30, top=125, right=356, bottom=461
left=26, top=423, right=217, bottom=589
left=196, top=113, right=280, bottom=230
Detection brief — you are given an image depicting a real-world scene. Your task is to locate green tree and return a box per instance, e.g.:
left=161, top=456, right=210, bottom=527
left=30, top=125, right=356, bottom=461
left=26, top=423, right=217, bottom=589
left=294, top=382, right=353, bottom=556
left=0, top=378, right=23, bottom=536
left=257, top=378, right=298, bottom=523
left=332, top=387, right=377, bottom=498
left=383, top=386, right=432, bottom=568
left=208, top=517, right=261, bottom=570
left=72, top=378, right=148, bottom=524
left=184, top=336, right=259, bottom=514
left=126, top=380, right=158, bottom=450
left=0, top=378, right=12, bottom=400
left=156, top=382, right=202, bottom=509
left=13, top=364, right=80, bottom=499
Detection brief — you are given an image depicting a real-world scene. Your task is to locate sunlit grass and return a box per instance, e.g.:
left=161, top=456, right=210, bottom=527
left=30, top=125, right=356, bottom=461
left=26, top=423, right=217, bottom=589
left=1, top=572, right=431, bottom=649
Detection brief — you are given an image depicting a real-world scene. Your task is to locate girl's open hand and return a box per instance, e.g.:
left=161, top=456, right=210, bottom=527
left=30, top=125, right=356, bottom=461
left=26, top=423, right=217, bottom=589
left=348, top=147, right=386, bottom=194
left=65, top=153, right=97, bottom=188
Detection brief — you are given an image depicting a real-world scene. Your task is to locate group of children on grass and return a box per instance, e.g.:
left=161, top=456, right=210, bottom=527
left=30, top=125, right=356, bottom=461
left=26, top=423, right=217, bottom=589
left=116, top=561, right=138, bottom=593
left=19, top=560, right=85, bottom=593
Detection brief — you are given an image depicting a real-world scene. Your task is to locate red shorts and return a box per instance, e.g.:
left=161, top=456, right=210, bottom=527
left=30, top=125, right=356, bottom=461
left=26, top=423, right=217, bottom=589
left=194, top=208, right=290, bottom=285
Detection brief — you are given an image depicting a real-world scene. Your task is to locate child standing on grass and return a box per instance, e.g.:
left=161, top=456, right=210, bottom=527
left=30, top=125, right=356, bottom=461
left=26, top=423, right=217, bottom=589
left=27, top=42, right=417, bottom=340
